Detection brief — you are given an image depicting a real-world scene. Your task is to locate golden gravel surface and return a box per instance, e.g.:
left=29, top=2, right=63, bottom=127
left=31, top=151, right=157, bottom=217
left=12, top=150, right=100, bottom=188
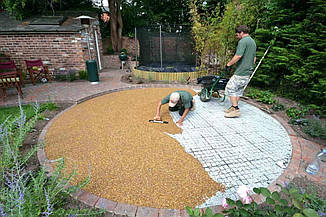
left=45, top=88, right=225, bottom=209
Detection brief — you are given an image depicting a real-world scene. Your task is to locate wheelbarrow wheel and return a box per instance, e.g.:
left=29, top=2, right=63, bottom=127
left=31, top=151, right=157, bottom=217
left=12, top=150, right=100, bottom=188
left=218, top=90, right=226, bottom=102
left=199, top=88, right=211, bottom=102
left=214, top=90, right=226, bottom=102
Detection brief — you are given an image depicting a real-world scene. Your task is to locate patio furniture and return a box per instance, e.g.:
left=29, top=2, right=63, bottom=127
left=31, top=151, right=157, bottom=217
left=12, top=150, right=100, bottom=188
left=25, top=59, right=51, bottom=85
left=0, top=61, right=24, bottom=101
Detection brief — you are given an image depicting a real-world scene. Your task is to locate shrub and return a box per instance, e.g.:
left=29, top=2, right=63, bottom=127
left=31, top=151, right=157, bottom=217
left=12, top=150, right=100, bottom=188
left=78, top=70, right=88, bottom=80
left=68, top=70, right=77, bottom=82
left=302, top=118, right=326, bottom=139
left=272, top=100, right=286, bottom=111
left=55, top=74, right=67, bottom=81
left=41, top=102, right=58, bottom=111
left=247, top=87, right=276, bottom=104
left=286, top=105, right=310, bottom=120
left=186, top=183, right=324, bottom=217
left=0, top=100, right=106, bottom=216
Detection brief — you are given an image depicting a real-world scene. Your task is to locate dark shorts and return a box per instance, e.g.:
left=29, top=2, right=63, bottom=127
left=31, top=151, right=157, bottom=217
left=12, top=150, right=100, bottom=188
left=169, top=101, right=193, bottom=116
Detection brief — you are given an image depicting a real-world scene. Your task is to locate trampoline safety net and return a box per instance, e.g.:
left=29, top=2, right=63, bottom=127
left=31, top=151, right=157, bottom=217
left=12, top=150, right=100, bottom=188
left=136, top=25, right=196, bottom=68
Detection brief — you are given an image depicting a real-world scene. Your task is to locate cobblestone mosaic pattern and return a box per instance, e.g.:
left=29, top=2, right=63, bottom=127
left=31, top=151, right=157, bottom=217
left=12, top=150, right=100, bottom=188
left=168, top=95, right=292, bottom=207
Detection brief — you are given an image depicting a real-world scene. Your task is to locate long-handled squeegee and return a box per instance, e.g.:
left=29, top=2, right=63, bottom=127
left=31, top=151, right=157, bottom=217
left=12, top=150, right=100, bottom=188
left=149, top=120, right=168, bottom=124
left=243, top=44, right=272, bottom=92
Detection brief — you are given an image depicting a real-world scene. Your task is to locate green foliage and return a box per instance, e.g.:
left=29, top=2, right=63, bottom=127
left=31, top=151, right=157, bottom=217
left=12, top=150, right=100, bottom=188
left=121, top=0, right=191, bottom=35
left=252, top=0, right=326, bottom=115
left=2, top=0, right=28, bottom=20
left=41, top=102, right=58, bottom=111
left=301, top=118, right=326, bottom=139
left=2, top=0, right=93, bottom=20
left=0, top=103, right=56, bottom=124
left=0, top=104, right=34, bottom=124
left=272, top=100, right=285, bottom=112
left=0, top=102, right=106, bottom=216
left=246, top=87, right=276, bottom=104
left=54, top=70, right=76, bottom=82
left=187, top=184, right=324, bottom=217
left=186, top=206, right=223, bottom=217
left=78, top=70, right=88, bottom=80
left=68, top=70, right=77, bottom=82
left=55, top=73, right=68, bottom=81
left=190, top=0, right=261, bottom=71
left=286, top=105, right=310, bottom=120
left=120, top=48, right=128, bottom=55
left=106, top=45, right=114, bottom=55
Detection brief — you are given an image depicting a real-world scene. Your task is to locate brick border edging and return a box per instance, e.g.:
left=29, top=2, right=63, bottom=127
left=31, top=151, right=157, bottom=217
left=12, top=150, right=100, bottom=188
left=76, top=83, right=201, bottom=104
left=37, top=85, right=304, bottom=217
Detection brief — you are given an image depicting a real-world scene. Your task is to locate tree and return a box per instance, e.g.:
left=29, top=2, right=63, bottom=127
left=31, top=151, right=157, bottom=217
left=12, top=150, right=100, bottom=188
left=252, top=0, right=326, bottom=113
left=108, top=0, right=123, bottom=52
left=121, top=0, right=192, bottom=35
left=190, top=0, right=259, bottom=72
left=2, top=0, right=93, bottom=19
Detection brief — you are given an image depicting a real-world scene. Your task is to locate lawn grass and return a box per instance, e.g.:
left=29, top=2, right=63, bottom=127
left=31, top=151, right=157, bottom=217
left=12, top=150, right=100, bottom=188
left=0, top=102, right=57, bottom=124
left=0, top=105, right=35, bottom=124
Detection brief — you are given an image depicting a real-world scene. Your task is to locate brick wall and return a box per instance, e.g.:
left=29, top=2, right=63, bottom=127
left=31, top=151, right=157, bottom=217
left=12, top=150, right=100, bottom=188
left=102, top=36, right=139, bottom=56
left=0, top=27, right=103, bottom=75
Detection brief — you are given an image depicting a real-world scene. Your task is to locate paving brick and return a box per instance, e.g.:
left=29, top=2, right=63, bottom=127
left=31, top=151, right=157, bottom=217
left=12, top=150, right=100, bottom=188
left=135, top=206, right=159, bottom=217
left=95, top=198, right=118, bottom=212
left=179, top=209, right=190, bottom=217
left=77, top=191, right=99, bottom=207
left=37, top=149, right=47, bottom=165
left=70, top=188, right=84, bottom=200
left=209, top=206, right=223, bottom=215
left=159, top=208, right=180, bottom=217
left=114, top=202, right=137, bottom=217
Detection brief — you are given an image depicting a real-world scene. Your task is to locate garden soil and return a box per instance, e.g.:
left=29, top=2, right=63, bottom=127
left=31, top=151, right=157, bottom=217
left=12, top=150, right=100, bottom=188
left=44, top=88, right=225, bottom=209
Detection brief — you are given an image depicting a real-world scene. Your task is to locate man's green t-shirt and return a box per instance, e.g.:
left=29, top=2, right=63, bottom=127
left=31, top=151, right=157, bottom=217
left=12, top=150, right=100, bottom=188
left=161, top=91, right=193, bottom=109
left=234, top=36, right=256, bottom=76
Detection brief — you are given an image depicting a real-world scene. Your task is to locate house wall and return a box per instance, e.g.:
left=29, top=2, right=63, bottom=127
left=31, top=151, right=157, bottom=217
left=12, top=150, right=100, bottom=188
left=0, top=27, right=103, bottom=76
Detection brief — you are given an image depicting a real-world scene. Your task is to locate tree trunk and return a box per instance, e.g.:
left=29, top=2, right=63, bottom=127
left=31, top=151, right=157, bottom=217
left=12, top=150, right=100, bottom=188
left=116, top=0, right=123, bottom=51
left=109, top=0, right=123, bottom=52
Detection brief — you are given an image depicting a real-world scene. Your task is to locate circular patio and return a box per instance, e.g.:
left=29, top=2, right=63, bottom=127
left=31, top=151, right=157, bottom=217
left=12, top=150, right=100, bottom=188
left=41, top=87, right=292, bottom=210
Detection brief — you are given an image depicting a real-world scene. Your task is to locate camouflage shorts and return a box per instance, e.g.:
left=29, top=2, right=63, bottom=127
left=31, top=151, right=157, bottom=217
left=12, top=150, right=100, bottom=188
left=225, top=75, right=250, bottom=96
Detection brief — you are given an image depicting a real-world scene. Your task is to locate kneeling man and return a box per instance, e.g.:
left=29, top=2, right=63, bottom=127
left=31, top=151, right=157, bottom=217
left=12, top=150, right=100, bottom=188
left=154, top=90, right=194, bottom=126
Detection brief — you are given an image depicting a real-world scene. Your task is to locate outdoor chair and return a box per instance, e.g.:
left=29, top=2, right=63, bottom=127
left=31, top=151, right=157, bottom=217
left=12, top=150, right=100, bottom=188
left=0, top=61, right=24, bottom=102
left=25, top=59, right=51, bottom=85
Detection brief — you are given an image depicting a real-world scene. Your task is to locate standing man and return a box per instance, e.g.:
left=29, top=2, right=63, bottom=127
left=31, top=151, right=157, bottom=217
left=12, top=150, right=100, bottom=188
left=101, top=12, right=110, bottom=22
left=224, top=25, right=256, bottom=118
left=154, top=91, right=195, bottom=126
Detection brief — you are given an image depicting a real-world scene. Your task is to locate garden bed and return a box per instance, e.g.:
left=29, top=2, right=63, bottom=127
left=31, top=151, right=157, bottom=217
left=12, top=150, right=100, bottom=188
left=21, top=103, right=94, bottom=211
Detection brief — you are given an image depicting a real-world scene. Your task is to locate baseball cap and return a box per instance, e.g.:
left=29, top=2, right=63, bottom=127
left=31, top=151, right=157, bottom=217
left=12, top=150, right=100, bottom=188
left=169, top=92, right=180, bottom=107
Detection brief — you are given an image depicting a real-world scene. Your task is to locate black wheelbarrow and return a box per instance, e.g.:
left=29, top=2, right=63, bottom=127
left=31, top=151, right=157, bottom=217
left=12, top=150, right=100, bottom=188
left=197, top=72, right=229, bottom=102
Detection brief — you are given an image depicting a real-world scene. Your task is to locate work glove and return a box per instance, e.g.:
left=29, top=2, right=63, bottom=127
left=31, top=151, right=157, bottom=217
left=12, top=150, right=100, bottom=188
left=223, top=65, right=231, bottom=73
